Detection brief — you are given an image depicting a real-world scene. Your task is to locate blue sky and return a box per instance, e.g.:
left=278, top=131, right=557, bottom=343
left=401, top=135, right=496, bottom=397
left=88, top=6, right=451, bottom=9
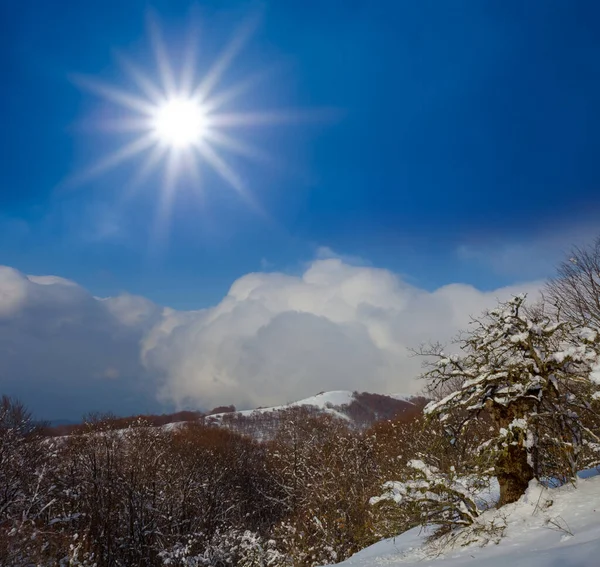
left=1, top=0, right=598, bottom=308
left=1, top=1, right=600, bottom=418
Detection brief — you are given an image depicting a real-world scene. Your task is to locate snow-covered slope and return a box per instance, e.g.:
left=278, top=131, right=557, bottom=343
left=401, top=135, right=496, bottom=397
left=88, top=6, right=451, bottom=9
left=209, top=390, right=355, bottom=421
left=334, top=473, right=600, bottom=567
left=208, top=390, right=417, bottom=423
left=388, top=393, right=416, bottom=402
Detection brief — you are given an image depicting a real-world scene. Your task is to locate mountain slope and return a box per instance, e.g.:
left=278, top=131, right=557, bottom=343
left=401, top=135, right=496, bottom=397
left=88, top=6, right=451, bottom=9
left=208, top=390, right=422, bottom=424
left=208, top=390, right=358, bottom=421
left=204, top=390, right=425, bottom=439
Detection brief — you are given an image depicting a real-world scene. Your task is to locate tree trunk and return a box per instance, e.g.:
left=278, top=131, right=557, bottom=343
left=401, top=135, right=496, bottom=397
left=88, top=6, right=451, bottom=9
left=487, top=398, right=536, bottom=506
left=496, top=443, right=534, bottom=506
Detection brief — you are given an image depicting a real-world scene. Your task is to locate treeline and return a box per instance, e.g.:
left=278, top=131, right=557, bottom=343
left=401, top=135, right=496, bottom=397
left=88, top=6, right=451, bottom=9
left=43, top=392, right=421, bottom=439
left=43, top=410, right=206, bottom=437
left=0, top=397, right=442, bottom=567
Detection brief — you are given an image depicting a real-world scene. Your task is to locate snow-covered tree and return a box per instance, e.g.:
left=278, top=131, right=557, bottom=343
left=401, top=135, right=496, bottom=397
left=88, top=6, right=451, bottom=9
left=421, top=295, right=600, bottom=505
left=370, top=459, right=483, bottom=529
left=0, top=396, right=57, bottom=565
left=159, top=529, right=285, bottom=567
left=369, top=412, right=494, bottom=537
left=269, top=411, right=379, bottom=567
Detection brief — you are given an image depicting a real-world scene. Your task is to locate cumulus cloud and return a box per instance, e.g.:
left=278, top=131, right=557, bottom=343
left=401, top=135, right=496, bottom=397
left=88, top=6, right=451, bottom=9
left=141, top=259, right=542, bottom=410
left=0, top=266, right=163, bottom=419
left=0, top=260, right=542, bottom=418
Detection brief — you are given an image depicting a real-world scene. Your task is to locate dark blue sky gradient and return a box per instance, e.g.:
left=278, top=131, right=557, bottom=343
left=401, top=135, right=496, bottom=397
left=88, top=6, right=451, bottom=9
left=1, top=0, right=600, bottom=308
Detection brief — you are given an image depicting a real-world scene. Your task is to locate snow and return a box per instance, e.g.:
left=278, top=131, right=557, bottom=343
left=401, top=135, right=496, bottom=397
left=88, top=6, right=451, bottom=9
left=208, top=390, right=418, bottom=422
left=579, top=328, right=598, bottom=343
left=206, top=391, right=419, bottom=423
left=161, top=421, right=188, bottom=432
left=338, top=527, right=432, bottom=566
left=286, top=390, right=356, bottom=409
left=591, top=362, right=600, bottom=385
left=509, top=418, right=527, bottom=430
left=388, top=393, right=416, bottom=402
left=424, top=390, right=461, bottom=415
left=209, top=391, right=358, bottom=421
left=330, top=473, right=600, bottom=567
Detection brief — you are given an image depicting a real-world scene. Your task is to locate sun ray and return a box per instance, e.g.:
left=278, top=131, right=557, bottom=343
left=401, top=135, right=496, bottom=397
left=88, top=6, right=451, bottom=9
left=207, top=108, right=341, bottom=128
left=180, top=147, right=205, bottom=206
left=182, top=147, right=202, bottom=186
left=121, top=142, right=169, bottom=202
left=72, top=12, right=326, bottom=246
left=200, top=67, right=275, bottom=114
left=66, top=134, right=157, bottom=188
left=195, top=141, right=246, bottom=196
left=196, top=142, right=269, bottom=220
left=162, top=150, right=181, bottom=205
left=151, top=149, right=182, bottom=254
left=193, top=15, right=260, bottom=102
left=203, top=130, right=271, bottom=163
left=179, top=21, right=200, bottom=97
left=72, top=75, right=157, bottom=115
left=83, top=116, right=153, bottom=133
left=115, top=53, right=166, bottom=104
left=148, top=13, right=177, bottom=98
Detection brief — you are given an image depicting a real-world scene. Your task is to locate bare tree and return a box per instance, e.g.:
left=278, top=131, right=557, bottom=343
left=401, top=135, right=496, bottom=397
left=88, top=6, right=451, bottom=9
left=0, top=396, right=55, bottom=565
left=546, top=236, right=600, bottom=328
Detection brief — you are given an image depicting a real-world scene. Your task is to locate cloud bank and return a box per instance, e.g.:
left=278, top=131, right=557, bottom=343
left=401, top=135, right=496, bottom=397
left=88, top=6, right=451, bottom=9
left=0, top=266, right=162, bottom=419
left=0, top=260, right=541, bottom=418
left=141, top=259, right=541, bottom=409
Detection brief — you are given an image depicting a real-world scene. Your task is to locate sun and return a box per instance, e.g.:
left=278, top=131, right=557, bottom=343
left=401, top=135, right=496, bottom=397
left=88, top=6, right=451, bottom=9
left=69, top=14, right=333, bottom=244
left=70, top=15, right=288, bottom=209
left=152, top=98, right=207, bottom=148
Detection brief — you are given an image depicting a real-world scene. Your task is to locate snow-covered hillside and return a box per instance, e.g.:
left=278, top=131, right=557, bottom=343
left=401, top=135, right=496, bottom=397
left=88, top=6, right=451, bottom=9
left=209, top=390, right=358, bottom=420
left=208, top=390, right=418, bottom=421
left=204, top=390, right=421, bottom=439
left=334, top=473, right=600, bottom=567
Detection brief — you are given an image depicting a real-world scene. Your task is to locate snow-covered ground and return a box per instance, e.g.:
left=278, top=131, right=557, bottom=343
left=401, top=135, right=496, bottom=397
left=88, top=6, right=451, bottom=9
left=335, top=473, right=600, bottom=567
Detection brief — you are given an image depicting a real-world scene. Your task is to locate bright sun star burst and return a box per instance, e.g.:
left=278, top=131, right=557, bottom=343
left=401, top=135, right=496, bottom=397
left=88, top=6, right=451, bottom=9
left=69, top=13, right=330, bottom=240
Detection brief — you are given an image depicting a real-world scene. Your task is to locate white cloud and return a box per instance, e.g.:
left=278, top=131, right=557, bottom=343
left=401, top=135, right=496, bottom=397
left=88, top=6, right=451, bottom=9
left=0, top=267, right=29, bottom=317
left=0, top=259, right=542, bottom=418
left=315, top=245, right=370, bottom=266
left=141, top=259, right=542, bottom=410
